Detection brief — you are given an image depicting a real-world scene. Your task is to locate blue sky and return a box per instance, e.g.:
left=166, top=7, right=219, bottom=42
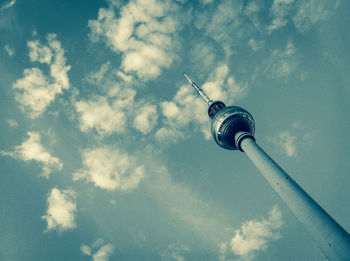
left=1, top=0, right=350, bottom=260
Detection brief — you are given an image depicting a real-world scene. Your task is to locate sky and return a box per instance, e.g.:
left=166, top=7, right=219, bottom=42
left=0, top=0, right=350, bottom=260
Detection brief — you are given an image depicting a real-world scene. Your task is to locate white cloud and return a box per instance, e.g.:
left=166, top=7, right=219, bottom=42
left=75, top=95, right=129, bottom=135
left=158, top=85, right=209, bottom=142
left=230, top=205, right=283, bottom=257
left=46, top=34, right=70, bottom=90
left=73, top=146, right=145, bottom=191
left=265, top=39, right=298, bottom=79
left=0, top=131, right=62, bottom=178
left=28, top=40, right=53, bottom=64
left=269, top=122, right=313, bottom=157
left=81, top=239, right=114, bottom=261
left=81, top=244, right=91, bottom=256
left=133, top=103, right=158, bottom=134
left=116, top=70, right=133, bottom=82
left=157, top=64, right=247, bottom=143
left=248, top=38, right=264, bottom=52
left=7, top=118, right=18, bottom=127
left=93, top=244, right=114, bottom=261
left=4, top=44, right=14, bottom=56
left=155, top=127, right=184, bottom=144
left=89, top=0, right=183, bottom=80
left=202, top=65, right=248, bottom=102
left=13, top=34, right=70, bottom=118
left=13, top=68, right=53, bottom=117
left=267, top=0, right=295, bottom=32
left=76, top=67, right=159, bottom=136
left=0, top=0, right=16, bottom=10
left=293, top=0, right=341, bottom=33
left=42, top=188, right=77, bottom=232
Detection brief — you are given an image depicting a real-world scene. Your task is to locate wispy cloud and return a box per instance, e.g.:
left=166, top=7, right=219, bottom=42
left=196, top=0, right=244, bottom=57
left=293, top=0, right=341, bottom=33
left=268, top=122, right=313, bottom=157
left=265, top=39, right=298, bottom=80
left=277, top=131, right=298, bottom=157
left=159, top=243, right=189, bottom=261
left=267, top=0, right=295, bottom=32
left=0, top=131, right=62, bottom=178
left=42, top=188, right=77, bottom=232
left=89, top=0, right=184, bottom=80
left=194, top=0, right=266, bottom=58
left=81, top=239, right=114, bottom=261
left=12, top=34, right=70, bottom=118
left=230, top=205, right=283, bottom=258
left=85, top=62, right=111, bottom=86
left=248, top=38, right=264, bottom=52
left=4, top=44, right=14, bottom=56
left=0, top=0, right=16, bottom=10
left=7, top=118, right=18, bottom=127
left=73, top=146, right=145, bottom=191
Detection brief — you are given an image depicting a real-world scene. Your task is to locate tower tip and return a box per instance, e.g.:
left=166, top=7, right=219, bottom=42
left=183, top=73, right=193, bottom=84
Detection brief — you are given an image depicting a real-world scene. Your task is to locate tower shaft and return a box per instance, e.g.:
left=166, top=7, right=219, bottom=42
left=237, top=133, right=350, bottom=260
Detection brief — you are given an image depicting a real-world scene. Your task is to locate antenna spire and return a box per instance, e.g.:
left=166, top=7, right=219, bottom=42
left=183, top=73, right=213, bottom=106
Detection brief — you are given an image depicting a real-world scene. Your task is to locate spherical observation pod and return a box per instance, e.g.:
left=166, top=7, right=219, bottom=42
left=211, top=106, right=255, bottom=150
left=208, top=101, right=226, bottom=119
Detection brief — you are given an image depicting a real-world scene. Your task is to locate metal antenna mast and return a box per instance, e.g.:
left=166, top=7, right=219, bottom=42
left=184, top=73, right=213, bottom=106
left=184, top=73, right=350, bottom=261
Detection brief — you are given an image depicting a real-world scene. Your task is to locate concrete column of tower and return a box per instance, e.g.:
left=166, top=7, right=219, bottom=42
left=235, top=132, right=350, bottom=261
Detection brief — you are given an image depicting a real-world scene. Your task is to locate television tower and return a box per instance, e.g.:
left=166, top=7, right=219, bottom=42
left=184, top=73, right=350, bottom=260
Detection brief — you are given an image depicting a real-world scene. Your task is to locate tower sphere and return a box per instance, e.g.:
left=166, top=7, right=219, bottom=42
left=211, top=105, right=255, bottom=150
